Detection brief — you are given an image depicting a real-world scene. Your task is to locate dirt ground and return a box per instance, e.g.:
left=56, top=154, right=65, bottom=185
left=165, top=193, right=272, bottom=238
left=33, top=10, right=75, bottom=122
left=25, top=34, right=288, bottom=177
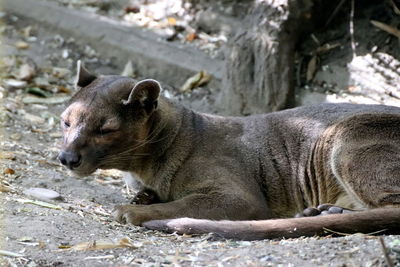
left=1, top=2, right=400, bottom=266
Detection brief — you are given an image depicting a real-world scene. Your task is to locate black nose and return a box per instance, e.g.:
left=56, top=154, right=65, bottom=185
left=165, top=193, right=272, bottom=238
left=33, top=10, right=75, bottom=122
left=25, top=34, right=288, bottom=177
left=58, top=151, right=82, bottom=169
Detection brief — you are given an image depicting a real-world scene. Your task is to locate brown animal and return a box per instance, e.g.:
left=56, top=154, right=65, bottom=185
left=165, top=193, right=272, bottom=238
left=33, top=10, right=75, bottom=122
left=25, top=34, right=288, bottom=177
left=58, top=62, right=400, bottom=240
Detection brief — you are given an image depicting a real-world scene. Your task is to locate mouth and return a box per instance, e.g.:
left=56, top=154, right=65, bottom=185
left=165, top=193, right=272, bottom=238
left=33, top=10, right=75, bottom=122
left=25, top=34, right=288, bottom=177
left=69, top=167, right=97, bottom=177
left=63, top=161, right=98, bottom=177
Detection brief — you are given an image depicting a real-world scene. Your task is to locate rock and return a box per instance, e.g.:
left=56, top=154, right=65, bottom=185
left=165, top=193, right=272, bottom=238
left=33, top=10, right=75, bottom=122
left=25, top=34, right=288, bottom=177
left=23, top=187, right=62, bottom=202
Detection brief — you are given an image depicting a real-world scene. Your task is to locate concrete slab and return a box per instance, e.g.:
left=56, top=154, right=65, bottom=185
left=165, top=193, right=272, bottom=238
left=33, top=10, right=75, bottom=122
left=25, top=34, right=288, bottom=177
left=2, top=0, right=224, bottom=87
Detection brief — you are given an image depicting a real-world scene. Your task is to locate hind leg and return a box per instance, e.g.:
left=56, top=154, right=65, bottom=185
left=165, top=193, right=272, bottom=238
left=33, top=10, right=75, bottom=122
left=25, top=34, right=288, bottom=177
left=332, top=142, right=400, bottom=208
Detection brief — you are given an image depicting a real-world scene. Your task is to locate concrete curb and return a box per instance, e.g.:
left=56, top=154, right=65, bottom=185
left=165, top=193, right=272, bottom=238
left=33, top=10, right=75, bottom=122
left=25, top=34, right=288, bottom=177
left=2, top=0, right=224, bottom=87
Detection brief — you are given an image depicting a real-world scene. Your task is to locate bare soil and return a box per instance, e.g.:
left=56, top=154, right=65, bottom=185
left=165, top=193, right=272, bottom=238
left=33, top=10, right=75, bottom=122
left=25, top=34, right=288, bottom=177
left=1, top=3, right=400, bottom=266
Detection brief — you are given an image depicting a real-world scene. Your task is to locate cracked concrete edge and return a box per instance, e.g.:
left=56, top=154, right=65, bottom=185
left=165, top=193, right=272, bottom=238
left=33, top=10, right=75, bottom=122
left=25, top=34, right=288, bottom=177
left=1, top=0, right=224, bottom=88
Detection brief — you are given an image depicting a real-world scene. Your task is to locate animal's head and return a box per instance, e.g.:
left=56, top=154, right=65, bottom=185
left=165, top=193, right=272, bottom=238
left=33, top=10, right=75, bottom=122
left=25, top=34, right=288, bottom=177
left=58, top=61, right=161, bottom=176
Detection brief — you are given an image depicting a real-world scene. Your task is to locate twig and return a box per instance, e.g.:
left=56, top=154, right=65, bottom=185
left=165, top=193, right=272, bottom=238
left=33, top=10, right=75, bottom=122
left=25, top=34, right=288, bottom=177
left=322, top=227, right=387, bottom=236
left=379, top=237, right=394, bottom=267
left=349, top=0, right=356, bottom=58
left=371, top=20, right=400, bottom=39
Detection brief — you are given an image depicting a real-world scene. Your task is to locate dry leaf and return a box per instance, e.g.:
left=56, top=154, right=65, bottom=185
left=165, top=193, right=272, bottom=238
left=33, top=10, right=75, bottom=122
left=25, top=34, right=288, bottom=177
left=67, top=237, right=139, bottom=251
left=22, top=95, right=70, bottom=105
left=0, top=250, right=25, bottom=257
left=180, top=71, right=212, bottom=92
left=121, top=61, right=134, bottom=77
left=125, top=5, right=140, bottom=14
left=185, top=32, right=197, bottom=42
left=3, top=79, right=27, bottom=89
left=52, top=67, right=71, bottom=79
left=18, top=63, right=36, bottom=81
left=167, top=17, right=177, bottom=26
left=391, top=0, right=400, bottom=15
left=4, top=168, right=15, bottom=175
left=306, top=55, right=318, bottom=82
left=0, top=151, right=16, bottom=160
left=27, top=87, right=52, bottom=98
left=0, top=184, right=12, bottom=192
left=56, top=85, right=71, bottom=94
left=16, top=198, right=62, bottom=210
left=371, top=20, right=400, bottom=38
left=15, top=41, right=30, bottom=49
left=23, top=112, right=46, bottom=124
left=316, top=43, right=340, bottom=54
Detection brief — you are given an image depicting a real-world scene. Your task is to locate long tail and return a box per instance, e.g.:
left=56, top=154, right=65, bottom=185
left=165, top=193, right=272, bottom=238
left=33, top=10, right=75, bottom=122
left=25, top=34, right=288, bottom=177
left=143, top=208, right=400, bottom=240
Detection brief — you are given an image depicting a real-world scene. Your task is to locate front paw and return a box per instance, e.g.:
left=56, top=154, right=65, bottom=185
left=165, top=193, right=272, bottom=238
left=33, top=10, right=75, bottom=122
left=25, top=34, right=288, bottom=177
left=113, top=204, right=148, bottom=226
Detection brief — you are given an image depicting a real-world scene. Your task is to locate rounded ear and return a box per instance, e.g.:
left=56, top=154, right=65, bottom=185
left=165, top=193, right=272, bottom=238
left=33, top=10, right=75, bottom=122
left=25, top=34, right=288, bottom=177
left=75, top=60, right=97, bottom=88
left=122, top=79, right=161, bottom=113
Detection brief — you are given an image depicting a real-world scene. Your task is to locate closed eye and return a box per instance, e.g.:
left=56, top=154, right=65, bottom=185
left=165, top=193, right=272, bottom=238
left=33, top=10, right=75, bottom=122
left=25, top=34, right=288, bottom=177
left=62, top=120, right=70, bottom=129
left=97, top=128, right=118, bottom=135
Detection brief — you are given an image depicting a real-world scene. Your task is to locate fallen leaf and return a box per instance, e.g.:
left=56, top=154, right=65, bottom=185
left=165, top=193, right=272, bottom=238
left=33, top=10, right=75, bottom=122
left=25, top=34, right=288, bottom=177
left=52, top=67, right=71, bottom=79
left=3, top=79, right=27, bottom=89
left=16, top=237, right=33, bottom=244
left=0, top=249, right=25, bottom=257
left=56, top=85, right=71, bottom=94
left=0, top=151, right=16, bottom=160
left=22, top=95, right=70, bottom=105
left=15, top=41, right=30, bottom=49
left=121, top=61, right=134, bottom=77
left=66, top=237, right=139, bottom=251
left=391, top=0, right=400, bottom=15
left=185, top=32, right=197, bottom=42
left=4, top=168, right=15, bottom=175
left=167, top=17, right=177, bottom=26
left=21, top=26, right=32, bottom=38
left=316, top=43, right=340, bottom=54
left=22, top=112, right=46, bottom=124
left=306, top=55, right=318, bottom=82
left=26, top=87, right=52, bottom=98
left=180, top=71, right=212, bottom=93
left=371, top=20, right=400, bottom=38
left=16, top=198, right=62, bottom=210
left=0, top=184, right=12, bottom=192
left=10, top=133, right=22, bottom=141
left=23, top=187, right=62, bottom=202
left=125, top=5, right=140, bottom=14
left=17, top=63, right=36, bottom=81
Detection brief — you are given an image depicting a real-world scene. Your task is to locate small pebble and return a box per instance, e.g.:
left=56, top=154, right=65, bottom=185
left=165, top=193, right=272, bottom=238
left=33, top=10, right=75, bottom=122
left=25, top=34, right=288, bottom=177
left=23, top=187, right=62, bottom=202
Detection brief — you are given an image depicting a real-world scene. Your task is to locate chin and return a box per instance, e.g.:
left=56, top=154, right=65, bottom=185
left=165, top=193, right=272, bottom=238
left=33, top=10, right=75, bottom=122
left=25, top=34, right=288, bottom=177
left=70, top=166, right=97, bottom=178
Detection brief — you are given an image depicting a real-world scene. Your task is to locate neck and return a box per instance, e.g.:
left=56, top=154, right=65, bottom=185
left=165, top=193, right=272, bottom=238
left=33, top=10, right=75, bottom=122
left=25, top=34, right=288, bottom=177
left=130, top=97, right=189, bottom=184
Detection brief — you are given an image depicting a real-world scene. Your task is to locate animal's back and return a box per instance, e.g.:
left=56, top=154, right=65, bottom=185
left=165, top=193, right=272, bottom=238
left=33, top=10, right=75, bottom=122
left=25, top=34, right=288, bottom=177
left=238, top=103, right=400, bottom=217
